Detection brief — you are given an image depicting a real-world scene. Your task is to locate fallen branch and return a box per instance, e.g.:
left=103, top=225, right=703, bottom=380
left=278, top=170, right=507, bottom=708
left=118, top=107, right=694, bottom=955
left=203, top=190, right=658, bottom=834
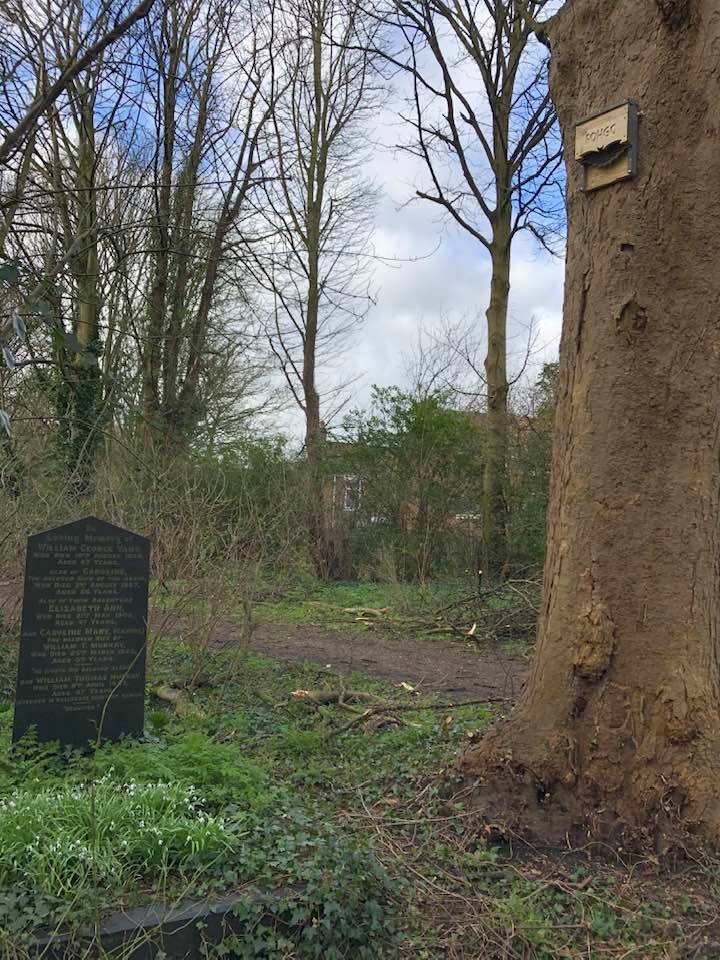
left=291, top=688, right=510, bottom=714
left=290, top=688, right=387, bottom=705
left=333, top=708, right=404, bottom=736
left=433, top=594, right=481, bottom=617
left=504, top=580, right=541, bottom=611
left=330, top=696, right=511, bottom=737
left=424, top=625, right=469, bottom=636
left=383, top=697, right=511, bottom=712
left=341, top=606, right=389, bottom=617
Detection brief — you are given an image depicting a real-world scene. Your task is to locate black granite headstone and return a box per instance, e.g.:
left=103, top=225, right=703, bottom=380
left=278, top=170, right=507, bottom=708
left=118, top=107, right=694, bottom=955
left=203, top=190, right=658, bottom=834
left=12, top=517, right=150, bottom=748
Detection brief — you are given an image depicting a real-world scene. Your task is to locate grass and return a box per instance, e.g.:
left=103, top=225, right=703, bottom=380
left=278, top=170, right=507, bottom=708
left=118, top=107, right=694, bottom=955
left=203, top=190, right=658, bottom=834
left=254, top=578, right=463, bottom=626
left=0, top=578, right=717, bottom=957
left=0, top=633, right=473, bottom=954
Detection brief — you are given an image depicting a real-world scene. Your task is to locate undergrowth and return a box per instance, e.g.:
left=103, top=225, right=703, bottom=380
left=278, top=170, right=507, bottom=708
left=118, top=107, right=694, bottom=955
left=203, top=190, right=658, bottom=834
left=0, top=586, right=716, bottom=958
left=254, top=578, right=464, bottom=626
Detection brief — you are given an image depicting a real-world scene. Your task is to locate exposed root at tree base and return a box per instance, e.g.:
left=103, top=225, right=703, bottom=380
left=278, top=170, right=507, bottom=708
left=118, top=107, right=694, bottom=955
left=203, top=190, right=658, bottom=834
left=454, top=725, right=720, bottom=858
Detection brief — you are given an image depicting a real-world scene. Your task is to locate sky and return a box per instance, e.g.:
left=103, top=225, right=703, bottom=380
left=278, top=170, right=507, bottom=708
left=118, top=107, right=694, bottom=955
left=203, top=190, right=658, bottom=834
left=356, top=147, right=566, bottom=399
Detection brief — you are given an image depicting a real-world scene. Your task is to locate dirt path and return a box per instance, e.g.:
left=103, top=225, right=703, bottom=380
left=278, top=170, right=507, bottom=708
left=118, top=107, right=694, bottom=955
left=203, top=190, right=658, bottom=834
left=2, top=578, right=527, bottom=703
left=244, top=623, right=526, bottom=703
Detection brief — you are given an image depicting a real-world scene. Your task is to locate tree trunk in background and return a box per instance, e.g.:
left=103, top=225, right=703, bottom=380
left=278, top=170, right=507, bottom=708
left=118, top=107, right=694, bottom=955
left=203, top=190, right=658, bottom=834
left=53, top=87, right=103, bottom=489
left=481, top=81, right=513, bottom=579
left=302, top=11, right=329, bottom=579
left=482, top=218, right=510, bottom=577
left=71, top=94, right=102, bottom=485
left=303, top=211, right=330, bottom=579
left=142, top=46, right=174, bottom=443
left=304, top=371, right=327, bottom=578
left=462, top=0, right=720, bottom=845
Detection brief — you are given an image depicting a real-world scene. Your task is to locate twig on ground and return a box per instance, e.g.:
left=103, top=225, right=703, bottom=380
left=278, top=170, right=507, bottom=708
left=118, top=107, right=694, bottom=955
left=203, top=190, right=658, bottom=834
left=291, top=689, right=510, bottom=712
left=290, top=688, right=387, bottom=705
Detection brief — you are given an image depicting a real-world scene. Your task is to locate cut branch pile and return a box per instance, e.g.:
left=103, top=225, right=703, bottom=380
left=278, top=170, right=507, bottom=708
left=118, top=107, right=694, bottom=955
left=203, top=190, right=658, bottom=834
left=340, top=579, right=541, bottom=645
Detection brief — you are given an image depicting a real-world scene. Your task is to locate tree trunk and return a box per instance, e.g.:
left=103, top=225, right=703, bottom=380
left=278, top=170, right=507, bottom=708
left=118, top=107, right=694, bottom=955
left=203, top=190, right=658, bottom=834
left=142, top=30, right=176, bottom=444
left=64, top=90, right=102, bottom=490
left=305, top=384, right=328, bottom=578
left=304, top=241, right=329, bottom=579
left=303, top=7, right=330, bottom=580
left=482, top=81, right=513, bottom=578
left=482, top=224, right=510, bottom=577
left=462, top=0, right=720, bottom=845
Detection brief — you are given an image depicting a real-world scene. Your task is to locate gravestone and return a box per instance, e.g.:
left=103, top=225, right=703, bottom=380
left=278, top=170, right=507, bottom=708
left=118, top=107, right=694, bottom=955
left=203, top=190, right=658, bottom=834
left=12, top=517, right=150, bottom=748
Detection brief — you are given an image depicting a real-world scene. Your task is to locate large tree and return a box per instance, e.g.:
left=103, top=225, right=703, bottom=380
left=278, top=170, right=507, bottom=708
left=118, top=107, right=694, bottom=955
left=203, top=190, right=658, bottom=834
left=462, top=0, right=720, bottom=844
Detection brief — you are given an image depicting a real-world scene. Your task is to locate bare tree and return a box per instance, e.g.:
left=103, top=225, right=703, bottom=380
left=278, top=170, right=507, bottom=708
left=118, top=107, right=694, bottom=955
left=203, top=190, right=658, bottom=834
left=137, top=0, right=281, bottom=446
left=0, top=0, right=156, bottom=169
left=255, top=0, right=383, bottom=578
left=385, top=0, right=563, bottom=573
left=0, top=0, right=157, bottom=448
left=0, top=0, right=282, bottom=481
left=0, top=0, right=154, bottom=484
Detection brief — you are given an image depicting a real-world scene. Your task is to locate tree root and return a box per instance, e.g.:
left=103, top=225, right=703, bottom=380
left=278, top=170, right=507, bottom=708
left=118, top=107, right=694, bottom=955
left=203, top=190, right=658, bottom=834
left=457, top=718, right=720, bottom=854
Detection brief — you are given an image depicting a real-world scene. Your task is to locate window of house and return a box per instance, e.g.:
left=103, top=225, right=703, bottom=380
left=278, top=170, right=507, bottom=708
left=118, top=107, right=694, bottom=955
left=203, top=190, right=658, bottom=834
left=342, top=475, right=363, bottom=512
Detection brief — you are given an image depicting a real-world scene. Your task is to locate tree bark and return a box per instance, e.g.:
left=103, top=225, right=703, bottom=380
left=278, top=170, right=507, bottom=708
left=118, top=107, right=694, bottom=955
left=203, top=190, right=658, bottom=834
left=462, top=0, right=720, bottom=845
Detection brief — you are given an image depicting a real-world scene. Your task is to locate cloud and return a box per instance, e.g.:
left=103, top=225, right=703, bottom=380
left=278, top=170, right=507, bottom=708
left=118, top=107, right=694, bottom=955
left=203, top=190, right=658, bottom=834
left=327, top=105, right=565, bottom=416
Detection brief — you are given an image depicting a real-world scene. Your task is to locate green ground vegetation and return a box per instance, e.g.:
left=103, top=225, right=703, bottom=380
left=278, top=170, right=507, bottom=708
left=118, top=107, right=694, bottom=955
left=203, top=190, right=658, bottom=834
left=0, top=588, right=717, bottom=959
left=250, top=577, right=539, bottom=652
